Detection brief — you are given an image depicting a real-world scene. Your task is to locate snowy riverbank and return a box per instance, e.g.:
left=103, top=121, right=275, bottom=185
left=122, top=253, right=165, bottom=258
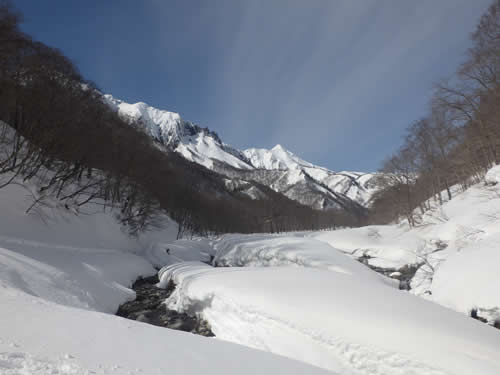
left=158, top=234, right=500, bottom=375
left=0, top=181, right=332, bottom=375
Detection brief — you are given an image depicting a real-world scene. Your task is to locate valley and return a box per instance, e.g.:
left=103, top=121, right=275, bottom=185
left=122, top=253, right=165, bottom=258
left=2, top=1, right=500, bottom=374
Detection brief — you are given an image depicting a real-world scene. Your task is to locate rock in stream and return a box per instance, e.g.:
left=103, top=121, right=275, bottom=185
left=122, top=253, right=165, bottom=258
left=116, top=275, right=214, bottom=337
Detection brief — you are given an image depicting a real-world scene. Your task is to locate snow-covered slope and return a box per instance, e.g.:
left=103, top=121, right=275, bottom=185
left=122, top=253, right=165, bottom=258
left=2, top=156, right=499, bottom=374
left=244, top=144, right=316, bottom=170
left=104, top=95, right=381, bottom=210
left=103, top=95, right=253, bottom=170
left=243, top=145, right=380, bottom=207
left=0, top=177, right=332, bottom=375
left=0, top=289, right=333, bottom=375
left=311, top=164, right=500, bottom=325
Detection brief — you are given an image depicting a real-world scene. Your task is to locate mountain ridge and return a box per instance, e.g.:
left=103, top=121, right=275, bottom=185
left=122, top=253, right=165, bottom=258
left=104, top=94, right=381, bottom=211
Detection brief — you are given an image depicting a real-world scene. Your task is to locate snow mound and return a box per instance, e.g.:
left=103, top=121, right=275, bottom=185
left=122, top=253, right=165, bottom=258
left=0, top=243, right=153, bottom=313
left=311, top=225, right=423, bottom=269
left=313, top=167, right=500, bottom=322
left=0, top=288, right=333, bottom=375
left=213, top=234, right=396, bottom=286
left=144, top=238, right=215, bottom=269
left=431, top=232, right=500, bottom=323
left=485, top=164, right=500, bottom=185
left=161, top=258, right=500, bottom=375
left=0, top=181, right=168, bottom=313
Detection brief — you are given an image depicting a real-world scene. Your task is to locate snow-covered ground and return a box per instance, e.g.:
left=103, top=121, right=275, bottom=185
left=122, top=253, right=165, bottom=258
left=0, top=181, right=331, bottom=375
left=156, top=169, right=500, bottom=374
left=310, top=171, right=500, bottom=324
left=431, top=233, right=500, bottom=322
left=0, top=288, right=332, bottom=375
left=212, top=234, right=396, bottom=286
left=3, top=157, right=500, bottom=375
left=159, top=234, right=500, bottom=375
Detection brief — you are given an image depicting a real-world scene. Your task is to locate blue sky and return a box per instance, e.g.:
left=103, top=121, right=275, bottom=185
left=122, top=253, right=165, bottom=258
left=15, top=0, right=491, bottom=171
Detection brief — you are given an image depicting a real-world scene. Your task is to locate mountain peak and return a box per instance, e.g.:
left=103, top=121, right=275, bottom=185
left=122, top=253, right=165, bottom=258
left=105, top=94, right=379, bottom=208
left=106, top=94, right=254, bottom=170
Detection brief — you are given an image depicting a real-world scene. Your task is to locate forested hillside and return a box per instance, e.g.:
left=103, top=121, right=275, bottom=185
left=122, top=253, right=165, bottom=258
left=0, top=3, right=357, bottom=236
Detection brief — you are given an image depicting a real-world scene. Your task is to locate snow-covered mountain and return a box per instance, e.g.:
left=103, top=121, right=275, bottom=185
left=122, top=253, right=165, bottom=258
left=244, top=145, right=381, bottom=207
left=104, top=95, right=381, bottom=211
left=244, top=144, right=315, bottom=170
left=103, top=95, right=253, bottom=170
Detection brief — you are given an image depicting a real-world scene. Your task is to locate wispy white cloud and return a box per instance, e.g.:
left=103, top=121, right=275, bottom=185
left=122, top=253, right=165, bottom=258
left=146, top=0, right=490, bottom=170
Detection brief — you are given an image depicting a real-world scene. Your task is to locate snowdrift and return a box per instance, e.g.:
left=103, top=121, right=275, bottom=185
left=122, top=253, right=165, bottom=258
left=311, top=168, right=500, bottom=323
left=0, top=180, right=332, bottom=374
left=159, top=234, right=500, bottom=375
left=0, top=287, right=332, bottom=375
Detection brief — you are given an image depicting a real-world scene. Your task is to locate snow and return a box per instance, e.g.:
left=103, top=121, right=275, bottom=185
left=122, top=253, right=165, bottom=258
left=0, top=179, right=176, bottom=314
left=175, top=133, right=253, bottom=170
left=0, top=179, right=180, bottom=268
left=244, top=144, right=316, bottom=170
left=311, top=166, right=500, bottom=323
left=0, top=287, right=332, bottom=375
left=104, top=94, right=254, bottom=170
left=212, top=234, right=396, bottom=286
left=311, top=225, right=422, bottom=269
left=104, top=95, right=382, bottom=208
left=104, top=95, right=182, bottom=144
left=311, top=177, right=500, bottom=269
left=2, top=159, right=500, bottom=375
left=420, top=171, right=500, bottom=323
left=243, top=146, right=379, bottom=207
left=157, top=176, right=500, bottom=374
left=153, top=165, right=500, bottom=375
left=431, top=233, right=500, bottom=323
left=0, top=180, right=331, bottom=374
left=323, top=172, right=381, bottom=206
left=485, top=164, right=500, bottom=185
left=284, top=168, right=307, bottom=186
left=0, top=243, right=151, bottom=313
left=3, top=113, right=500, bottom=375
left=160, top=235, right=500, bottom=375
left=224, top=178, right=267, bottom=199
